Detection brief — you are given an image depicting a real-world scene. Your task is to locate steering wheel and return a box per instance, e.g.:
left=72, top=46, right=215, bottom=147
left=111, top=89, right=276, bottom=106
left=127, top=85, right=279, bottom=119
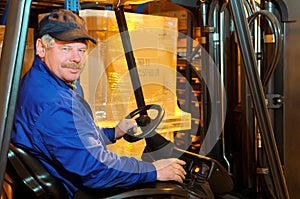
left=123, top=104, right=165, bottom=142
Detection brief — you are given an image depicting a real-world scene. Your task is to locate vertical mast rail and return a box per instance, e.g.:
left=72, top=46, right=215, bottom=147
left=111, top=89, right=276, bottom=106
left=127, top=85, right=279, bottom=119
left=229, top=1, right=289, bottom=198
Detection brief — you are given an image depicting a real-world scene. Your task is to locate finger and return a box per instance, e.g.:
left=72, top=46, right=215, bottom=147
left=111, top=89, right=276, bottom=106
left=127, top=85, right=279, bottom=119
left=171, top=162, right=186, bottom=175
left=132, top=121, right=138, bottom=129
left=175, top=159, right=186, bottom=166
left=132, top=120, right=138, bottom=127
left=175, top=172, right=184, bottom=183
left=132, top=126, right=138, bottom=133
left=177, top=164, right=186, bottom=175
left=171, top=163, right=186, bottom=180
left=127, top=119, right=137, bottom=130
left=169, top=158, right=186, bottom=166
left=127, top=124, right=137, bottom=133
left=176, top=168, right=186, bottom=180
left=172, top=167, right=185, bottom=182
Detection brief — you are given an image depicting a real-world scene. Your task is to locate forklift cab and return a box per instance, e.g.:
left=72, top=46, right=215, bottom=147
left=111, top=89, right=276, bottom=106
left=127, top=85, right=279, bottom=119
left=3, top=143, right=191, bottom=198
left=3, top=138, right=233, bottom=198
left=0, top=1, right=239, bottom=198
left=0, top=0, right=291, bottom=198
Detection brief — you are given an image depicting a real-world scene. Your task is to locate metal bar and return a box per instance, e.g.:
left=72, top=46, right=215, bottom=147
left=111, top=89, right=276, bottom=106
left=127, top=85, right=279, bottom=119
left=1, top=0, right=10, bottom=25
left=185, top=12, right=193, bottom=113
left=113, top=5, right=174, bottom=158
left=180, top=13, right=193, bottom=150
left=220, top=9, right=230, bottom=173
left=114, top=5, right=146, bottom=109
left=0, top=0, right=32, bottom=192
left=64, top=0, right=81, bottom=12
left=229, top=0, right=289, bottom=198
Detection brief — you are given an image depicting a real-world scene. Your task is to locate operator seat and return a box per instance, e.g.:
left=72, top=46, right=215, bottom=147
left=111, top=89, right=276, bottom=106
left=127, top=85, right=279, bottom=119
left=3, top=144, right=190, bottom=199
left=3, top=143, right=69, bottom=199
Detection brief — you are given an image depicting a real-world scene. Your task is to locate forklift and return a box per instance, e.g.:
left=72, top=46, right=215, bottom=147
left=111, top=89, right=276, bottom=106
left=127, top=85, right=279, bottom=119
left=0, top=0, right=292, bottom=198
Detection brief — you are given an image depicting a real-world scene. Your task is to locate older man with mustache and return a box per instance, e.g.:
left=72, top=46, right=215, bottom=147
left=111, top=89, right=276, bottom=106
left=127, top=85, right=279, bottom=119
left=11, top=9, right=186, bottom=199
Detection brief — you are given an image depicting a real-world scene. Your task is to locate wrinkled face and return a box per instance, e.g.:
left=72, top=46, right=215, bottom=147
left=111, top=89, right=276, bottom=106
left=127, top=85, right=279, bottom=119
left=36, top=39, right=87, bottom=83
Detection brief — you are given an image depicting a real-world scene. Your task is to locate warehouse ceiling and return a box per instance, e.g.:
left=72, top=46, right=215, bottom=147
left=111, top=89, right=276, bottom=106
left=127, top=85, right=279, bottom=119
left=0, top=0, right=166, bottom=25
left=0, top=0, right=146, bottom=28
left=0, top=1, right=106, bottom=23
left=0, top=1, right=64, bottom=18
left=0, top=0, right=196, bottom=33
left=0, top=0, right=197, bottom=24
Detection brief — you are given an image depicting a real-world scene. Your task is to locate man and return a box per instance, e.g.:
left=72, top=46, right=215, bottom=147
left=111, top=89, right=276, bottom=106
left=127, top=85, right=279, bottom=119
left=11, top=9, right=186, bottom=198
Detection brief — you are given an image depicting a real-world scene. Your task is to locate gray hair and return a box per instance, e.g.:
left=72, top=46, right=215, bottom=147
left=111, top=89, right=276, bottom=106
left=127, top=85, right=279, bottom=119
left=41, top=34, right=55, bottom=49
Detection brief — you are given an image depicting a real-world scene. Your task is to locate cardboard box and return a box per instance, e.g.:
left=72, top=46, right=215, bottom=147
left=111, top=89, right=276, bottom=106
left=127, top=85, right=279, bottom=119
left=0, top=26, right=34, bottom=77
left=79, top=10, right=191, bottom=159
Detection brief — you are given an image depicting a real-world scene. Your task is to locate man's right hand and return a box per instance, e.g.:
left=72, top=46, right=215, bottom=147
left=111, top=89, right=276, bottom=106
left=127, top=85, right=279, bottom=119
left=153, top=158, right=186, bottom=183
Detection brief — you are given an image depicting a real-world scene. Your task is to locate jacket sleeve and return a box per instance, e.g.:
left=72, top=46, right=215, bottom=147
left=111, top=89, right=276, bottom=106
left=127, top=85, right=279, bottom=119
left=33, top=99, right=157, bottom=190
left=97, top=126, right=116, bottom=145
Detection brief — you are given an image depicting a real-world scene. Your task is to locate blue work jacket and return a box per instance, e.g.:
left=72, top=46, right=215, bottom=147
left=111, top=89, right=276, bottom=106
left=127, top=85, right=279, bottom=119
left=11, top=57, right=156, bottom=198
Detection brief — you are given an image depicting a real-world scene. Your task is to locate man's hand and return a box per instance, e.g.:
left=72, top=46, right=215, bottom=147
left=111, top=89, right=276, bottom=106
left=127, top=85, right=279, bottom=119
left=115, top=119, right=137, bottom=140
left=153, top=158, right=186, bottom=183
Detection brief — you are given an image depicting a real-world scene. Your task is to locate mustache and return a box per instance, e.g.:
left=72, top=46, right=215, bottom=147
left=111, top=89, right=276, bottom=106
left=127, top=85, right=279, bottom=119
left=61, top=63, right=84, bottom=69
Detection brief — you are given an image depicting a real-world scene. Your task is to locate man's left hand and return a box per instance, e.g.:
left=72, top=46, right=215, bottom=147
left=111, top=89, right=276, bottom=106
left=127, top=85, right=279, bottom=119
left=115, top=119, right=137, bottom=140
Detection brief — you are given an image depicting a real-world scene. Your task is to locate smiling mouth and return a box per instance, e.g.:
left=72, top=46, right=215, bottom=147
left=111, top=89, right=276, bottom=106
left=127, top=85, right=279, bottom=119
left=61, top=63, right=83, bottom=69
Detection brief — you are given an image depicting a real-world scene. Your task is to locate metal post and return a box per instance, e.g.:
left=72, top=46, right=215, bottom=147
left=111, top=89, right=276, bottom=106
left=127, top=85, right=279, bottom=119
left=0, top=0, right=32, bottom=192
left=65, top=0, right=81, bottom=13
left=229, top=0, right=289, bottom=198
left=114, top=5, right=147, bottom=110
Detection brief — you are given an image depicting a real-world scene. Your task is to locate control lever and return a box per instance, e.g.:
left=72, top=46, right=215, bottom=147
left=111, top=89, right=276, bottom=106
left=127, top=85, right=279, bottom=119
left=140, top=127, right=233, bottom=196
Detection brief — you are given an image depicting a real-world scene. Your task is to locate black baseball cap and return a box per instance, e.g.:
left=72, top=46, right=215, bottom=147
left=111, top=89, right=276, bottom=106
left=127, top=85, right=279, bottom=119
left=39, top=9, right=96, bottom=44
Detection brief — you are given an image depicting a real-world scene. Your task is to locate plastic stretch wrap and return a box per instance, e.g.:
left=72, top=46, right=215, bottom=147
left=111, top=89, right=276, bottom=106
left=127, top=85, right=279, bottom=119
left=79, top=10, right=191, bottom=158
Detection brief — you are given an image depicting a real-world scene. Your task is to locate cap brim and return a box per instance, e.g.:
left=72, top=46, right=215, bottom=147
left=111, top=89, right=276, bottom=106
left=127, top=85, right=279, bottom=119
left=50, top=30, right=97, bottom=44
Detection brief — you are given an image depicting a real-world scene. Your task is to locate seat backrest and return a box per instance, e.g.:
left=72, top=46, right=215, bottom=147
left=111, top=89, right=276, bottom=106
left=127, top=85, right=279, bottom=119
left=4, top=143, right=69, bottom=199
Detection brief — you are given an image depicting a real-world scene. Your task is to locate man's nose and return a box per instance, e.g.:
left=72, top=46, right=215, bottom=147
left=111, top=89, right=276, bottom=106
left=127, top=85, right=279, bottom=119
left=70, top=50, right=81, bottom=62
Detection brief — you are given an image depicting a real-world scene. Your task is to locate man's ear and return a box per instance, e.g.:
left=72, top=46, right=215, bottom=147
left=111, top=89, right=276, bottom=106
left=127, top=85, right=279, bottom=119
left=36, top=38, right=45, bottom=58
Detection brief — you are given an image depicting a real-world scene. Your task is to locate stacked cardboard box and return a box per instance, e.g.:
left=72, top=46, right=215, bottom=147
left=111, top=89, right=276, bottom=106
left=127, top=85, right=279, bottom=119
left=0, top=26, right=34, bottom=77
left=79, top=10, right=191, bottom=159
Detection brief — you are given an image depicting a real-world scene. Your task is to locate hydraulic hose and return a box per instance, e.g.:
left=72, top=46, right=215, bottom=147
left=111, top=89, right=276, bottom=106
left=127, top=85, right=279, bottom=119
left=248, top=10, right=283, bottom=90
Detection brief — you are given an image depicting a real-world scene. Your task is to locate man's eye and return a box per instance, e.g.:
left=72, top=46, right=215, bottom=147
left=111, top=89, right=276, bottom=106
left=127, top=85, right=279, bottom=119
left=62, top=47, right=71, bottom=52
left=79, top=49, right=86, bottom=54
